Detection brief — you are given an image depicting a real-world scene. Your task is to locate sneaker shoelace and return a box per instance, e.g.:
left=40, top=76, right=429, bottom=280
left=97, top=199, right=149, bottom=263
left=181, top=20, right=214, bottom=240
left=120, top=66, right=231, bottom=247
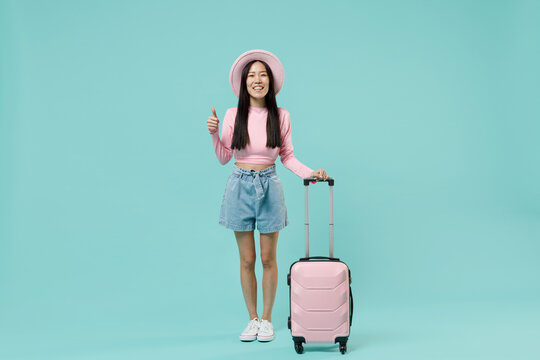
left=259, top=320, right=272, bottom=333
left=246, top=319, right=259, bottom=333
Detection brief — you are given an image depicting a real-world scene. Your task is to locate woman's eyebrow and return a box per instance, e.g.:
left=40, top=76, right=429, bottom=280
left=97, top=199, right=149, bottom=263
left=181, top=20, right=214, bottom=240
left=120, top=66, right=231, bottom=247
left=248, top=71, right=267, bottom=74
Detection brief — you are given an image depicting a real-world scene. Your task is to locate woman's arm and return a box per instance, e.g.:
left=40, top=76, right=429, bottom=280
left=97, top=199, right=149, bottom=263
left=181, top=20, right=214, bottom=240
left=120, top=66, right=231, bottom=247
left=279, top=109, right=315, bottom=179
left=210, top=108, right=234, bottom=165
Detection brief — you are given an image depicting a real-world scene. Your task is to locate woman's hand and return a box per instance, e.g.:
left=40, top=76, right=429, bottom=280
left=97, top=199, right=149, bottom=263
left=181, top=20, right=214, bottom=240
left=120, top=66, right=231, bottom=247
left=207, top=106, right=219, bottom=133
left=311, top=169, right=329, bottom=180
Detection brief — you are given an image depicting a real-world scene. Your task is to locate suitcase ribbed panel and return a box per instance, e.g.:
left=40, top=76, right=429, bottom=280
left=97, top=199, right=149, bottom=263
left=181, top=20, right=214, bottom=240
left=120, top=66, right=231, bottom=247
left=292, top=262, right=348, bottom=289
left=292, top=320, right=350, bottom=343
left=290, top=261, right=350, bottom=343
left=291, top=278, right=349, bottom=310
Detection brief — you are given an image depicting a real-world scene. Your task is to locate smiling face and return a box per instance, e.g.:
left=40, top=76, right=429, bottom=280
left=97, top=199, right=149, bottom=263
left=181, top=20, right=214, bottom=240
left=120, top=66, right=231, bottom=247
left=246, top=61, right=270, bottom=106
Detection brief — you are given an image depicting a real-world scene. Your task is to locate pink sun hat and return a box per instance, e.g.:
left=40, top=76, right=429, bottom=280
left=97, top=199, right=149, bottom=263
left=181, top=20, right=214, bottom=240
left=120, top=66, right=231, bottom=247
left=229, top=49, right=284, bottom=98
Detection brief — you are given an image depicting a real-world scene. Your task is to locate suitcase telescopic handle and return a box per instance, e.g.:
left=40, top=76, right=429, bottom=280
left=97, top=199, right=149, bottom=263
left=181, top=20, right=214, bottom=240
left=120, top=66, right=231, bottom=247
left=303, top=177, right=334, bottom=258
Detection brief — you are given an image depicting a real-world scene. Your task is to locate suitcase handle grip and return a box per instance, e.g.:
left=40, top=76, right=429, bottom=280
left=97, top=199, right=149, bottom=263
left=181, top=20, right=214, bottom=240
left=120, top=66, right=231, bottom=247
left=299, top=256, right=340, bottom=261
left=303, top=177, right=334, bottom=186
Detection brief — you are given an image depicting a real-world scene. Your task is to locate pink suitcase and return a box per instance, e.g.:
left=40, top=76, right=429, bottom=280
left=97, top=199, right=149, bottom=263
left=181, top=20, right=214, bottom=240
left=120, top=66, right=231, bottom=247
left=287, top=177, right=353, bottom=354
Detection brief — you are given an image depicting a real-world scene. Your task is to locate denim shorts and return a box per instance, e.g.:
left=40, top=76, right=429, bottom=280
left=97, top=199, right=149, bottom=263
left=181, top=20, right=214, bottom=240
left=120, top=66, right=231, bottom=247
left=219, top=164, right=289, bottom=233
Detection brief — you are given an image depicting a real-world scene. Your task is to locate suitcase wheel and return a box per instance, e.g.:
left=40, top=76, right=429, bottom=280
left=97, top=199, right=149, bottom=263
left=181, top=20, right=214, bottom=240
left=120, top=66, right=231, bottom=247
left=339, top=342, right=347, bottom=354
left=294, top=342, right=304, bottom=354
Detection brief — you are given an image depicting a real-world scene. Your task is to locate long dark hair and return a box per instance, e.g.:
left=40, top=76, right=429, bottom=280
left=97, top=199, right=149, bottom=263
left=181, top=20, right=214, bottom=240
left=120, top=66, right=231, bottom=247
left=231, top=60, right=281, bottom=150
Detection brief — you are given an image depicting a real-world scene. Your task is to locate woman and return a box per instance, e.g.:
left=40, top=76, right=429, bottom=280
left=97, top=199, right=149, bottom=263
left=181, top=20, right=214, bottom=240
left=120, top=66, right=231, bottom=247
left=207, top=49, right=329, bottom=342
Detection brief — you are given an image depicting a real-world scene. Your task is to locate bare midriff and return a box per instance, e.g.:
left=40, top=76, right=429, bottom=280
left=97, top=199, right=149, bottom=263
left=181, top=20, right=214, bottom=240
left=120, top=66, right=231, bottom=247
left=235, top=162, right=275, bottom=171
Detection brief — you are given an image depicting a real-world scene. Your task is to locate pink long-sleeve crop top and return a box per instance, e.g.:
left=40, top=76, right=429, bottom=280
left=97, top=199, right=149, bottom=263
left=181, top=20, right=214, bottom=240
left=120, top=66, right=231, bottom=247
left=209, top=106, right=314, bottom=179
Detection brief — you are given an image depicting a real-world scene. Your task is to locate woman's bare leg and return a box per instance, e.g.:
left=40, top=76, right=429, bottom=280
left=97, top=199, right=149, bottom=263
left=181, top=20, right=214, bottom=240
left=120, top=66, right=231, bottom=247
left=235, top=230, right=258, bottom=320
left=259, top=231, right=279, bottom=322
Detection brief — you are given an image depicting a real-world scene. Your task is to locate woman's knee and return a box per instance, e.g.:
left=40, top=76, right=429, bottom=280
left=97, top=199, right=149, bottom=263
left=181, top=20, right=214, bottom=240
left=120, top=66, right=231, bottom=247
left=240, top=253, right=256, bottom=270
left=260, top=231, right=278, bottom=268
left=260, top=253, right=276, bottom=268
left=235, top=230, right=256, bottom=269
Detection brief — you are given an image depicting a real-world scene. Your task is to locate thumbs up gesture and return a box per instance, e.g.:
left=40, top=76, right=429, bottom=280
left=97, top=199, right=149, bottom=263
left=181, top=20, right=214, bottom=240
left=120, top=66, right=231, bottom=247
left=207, top=106, right=219, bottom=134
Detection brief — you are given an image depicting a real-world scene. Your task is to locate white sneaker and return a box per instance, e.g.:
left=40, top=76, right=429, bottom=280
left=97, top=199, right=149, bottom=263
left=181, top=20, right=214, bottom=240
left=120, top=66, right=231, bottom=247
left=257, top=319, right=274, bottom=342
left=239, top=317, right=260, bottom=342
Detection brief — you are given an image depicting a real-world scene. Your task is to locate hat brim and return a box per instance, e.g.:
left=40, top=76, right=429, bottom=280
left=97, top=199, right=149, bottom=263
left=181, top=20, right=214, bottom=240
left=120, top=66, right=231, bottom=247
left=229, top=49, right=284, bottom=98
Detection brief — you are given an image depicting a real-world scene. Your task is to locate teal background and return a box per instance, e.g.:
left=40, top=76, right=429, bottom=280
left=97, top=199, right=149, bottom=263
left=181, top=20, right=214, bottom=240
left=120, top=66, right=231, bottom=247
left=1, top=0, right=539, bottom=359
